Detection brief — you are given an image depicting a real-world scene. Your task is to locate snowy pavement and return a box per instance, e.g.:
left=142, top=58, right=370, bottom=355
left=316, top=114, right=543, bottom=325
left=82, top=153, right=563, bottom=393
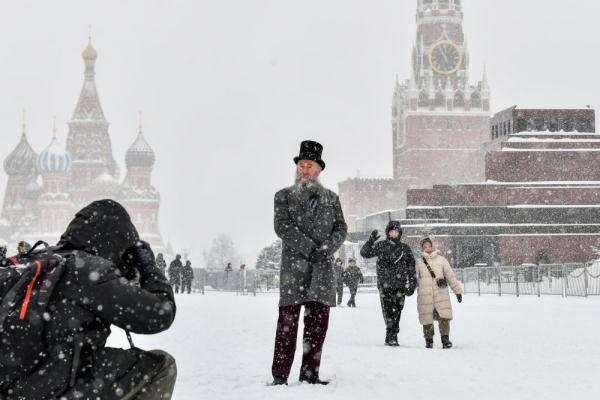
left=108, top=291, right=600, bottom=400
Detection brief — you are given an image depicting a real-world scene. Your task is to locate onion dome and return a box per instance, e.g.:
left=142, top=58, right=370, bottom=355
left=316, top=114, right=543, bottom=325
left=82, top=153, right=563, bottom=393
left=37, top=136, right=72, bottom=175
left=4, top=133, right=38, bottom=177
left=23, top=179, right=42, bottom=200
left=126, top=131, right=155, bottom=168
left=92, top=169, right=121, bottom=196
left=82, top=39, right=98, bottom=60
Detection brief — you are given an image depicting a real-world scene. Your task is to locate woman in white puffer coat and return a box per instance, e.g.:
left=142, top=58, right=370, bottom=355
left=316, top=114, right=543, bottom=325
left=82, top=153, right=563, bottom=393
left=416, top=237, right=463, bottom=349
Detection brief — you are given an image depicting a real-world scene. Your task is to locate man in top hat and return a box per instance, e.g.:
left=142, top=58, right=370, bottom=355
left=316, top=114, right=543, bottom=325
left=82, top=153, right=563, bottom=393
left=270, top=140, right=347, bottom=386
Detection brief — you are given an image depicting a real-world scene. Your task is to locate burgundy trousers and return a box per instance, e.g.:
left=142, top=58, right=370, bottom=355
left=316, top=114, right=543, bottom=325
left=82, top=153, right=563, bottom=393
left=271, top=302, right=330, bottom=380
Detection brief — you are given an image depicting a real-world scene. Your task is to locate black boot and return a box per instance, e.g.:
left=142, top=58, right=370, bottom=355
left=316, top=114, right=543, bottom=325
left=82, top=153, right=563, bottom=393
left=270, top=377, right=288, bottom=386
left=441, top=335, right=453, bottom=349
left=299, top=376, right=330, bottom=385
left=385, top=332, right=399, bottom=347
left=425, top=338, right=433, bottom=349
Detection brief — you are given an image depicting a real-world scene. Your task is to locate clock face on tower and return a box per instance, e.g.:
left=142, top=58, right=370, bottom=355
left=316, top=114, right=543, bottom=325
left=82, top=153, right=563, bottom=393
left=428, top=40, right=462, bottom=75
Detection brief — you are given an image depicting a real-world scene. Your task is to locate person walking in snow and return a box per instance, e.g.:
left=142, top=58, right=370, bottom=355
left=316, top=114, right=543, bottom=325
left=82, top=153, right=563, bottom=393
left=360, top=220, right=416, bottom=346
left=416, top=237, right=463, bottom=349
left=169, top=254, right=183, bottom=293
left=182, top=260, right=194, bottom=294
left=343, top=258, right=363, bottom=307
left=270, top=140, right=347, bottom=386
left=0, top=199, right=177, bottom=399
left=156, top=252, right=167, bottom=274
left=334, top=258, right=345, bottom=306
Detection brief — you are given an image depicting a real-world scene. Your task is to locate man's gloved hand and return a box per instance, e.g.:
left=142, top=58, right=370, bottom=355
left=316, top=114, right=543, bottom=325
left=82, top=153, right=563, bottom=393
left=122, top=240, right=156, bottom=278
left=309, top=248, right=328, bottom=263
left=370, top=230, right=380, bottom=242
left=456, top=294, right=462, bottom=303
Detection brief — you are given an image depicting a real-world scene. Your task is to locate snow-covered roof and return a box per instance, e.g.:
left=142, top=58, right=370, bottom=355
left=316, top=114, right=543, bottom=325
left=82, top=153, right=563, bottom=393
left=514, top=105, right=593, bottom=110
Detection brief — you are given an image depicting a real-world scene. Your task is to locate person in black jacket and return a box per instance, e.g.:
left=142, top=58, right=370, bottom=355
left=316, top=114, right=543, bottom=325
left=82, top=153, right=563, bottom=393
left=343, top=258, right=363, bottom=307
left=360, top=220, right=416, bottom=347
left=169, top=254, right=183, bottom=293
left=182, top=260, right=194, bottom=294
left=0, top=199, right=177, bottom=399
left=334, top=258, right=345, bottom=306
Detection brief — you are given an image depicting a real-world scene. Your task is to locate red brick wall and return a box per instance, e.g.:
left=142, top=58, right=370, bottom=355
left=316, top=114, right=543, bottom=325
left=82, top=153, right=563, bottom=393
left=498, top=235, right=600, bottom=265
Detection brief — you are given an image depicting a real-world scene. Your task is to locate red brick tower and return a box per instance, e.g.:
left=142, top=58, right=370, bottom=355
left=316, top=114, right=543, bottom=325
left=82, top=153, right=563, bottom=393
left=392, top=0, right=491, bottom=191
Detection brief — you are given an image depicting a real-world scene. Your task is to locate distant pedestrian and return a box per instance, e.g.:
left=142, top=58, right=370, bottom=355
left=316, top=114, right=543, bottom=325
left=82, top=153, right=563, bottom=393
left=416, top=237, right=463, bottom=349
left=343, top=258, right=363, bottom=307
left=182, top=260, right=194, bottom=294
left=169, top=254, right=183, bottom=293
left=156, top=253, right=167, bottom=274
left=334, top=258, right=345, bottom=306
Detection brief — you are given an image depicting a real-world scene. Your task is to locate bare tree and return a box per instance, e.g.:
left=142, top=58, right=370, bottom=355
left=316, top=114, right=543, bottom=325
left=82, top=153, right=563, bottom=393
left=203, top=234, right=239, bottom=269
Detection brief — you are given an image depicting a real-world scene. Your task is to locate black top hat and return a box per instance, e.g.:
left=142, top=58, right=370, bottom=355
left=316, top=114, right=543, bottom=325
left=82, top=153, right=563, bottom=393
left=293, top=140, right=326, bottom=170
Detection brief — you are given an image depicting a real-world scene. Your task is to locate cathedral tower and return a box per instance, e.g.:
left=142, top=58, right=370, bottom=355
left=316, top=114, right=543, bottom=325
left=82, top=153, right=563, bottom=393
left=66, top=38, right=118, bottom=207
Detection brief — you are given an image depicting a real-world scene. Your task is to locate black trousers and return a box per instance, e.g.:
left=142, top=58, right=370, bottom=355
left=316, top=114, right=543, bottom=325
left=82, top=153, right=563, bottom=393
left=378, top=288, right=405, bottom=334
left=336, top=285, right=343, bottom=305
left=347, top=285, right=358, bottom=306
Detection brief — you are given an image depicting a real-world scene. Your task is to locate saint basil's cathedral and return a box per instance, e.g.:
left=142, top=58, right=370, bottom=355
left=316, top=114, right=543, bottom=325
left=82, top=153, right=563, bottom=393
left=0, top=39, right=168, bottom=255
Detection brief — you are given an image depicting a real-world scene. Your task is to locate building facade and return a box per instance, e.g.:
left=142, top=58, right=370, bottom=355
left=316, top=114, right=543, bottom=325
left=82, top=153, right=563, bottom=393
left=339, top=0, right=491, bottom=231
left=0, top=40, right=166, bottom=253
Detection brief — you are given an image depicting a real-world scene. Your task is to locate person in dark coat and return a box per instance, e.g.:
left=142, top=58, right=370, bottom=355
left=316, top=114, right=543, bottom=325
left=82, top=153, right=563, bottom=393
left=0, top=199, right=177, bottom=399
left=182, top=260, right=194, bottom=294
left=360, top=220, right=416, bottom=347
left=334, top=258, right=345, bottom=306
left=343, top=258, right=364, bottom=307
left=168, top=254, right=183, bottom=293
left=156, top=252, right=167, bottom=274
left=270, top=140, right=347, bottom=386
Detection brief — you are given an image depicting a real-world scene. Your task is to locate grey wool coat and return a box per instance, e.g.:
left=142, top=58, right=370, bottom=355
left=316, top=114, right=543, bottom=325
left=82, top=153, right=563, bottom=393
left=274, top=184, right=348, bottom=307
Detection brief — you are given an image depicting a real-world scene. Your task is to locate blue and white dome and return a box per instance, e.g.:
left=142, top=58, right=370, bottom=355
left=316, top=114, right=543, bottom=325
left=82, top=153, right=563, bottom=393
left=37, top=137, right=72, bottom=175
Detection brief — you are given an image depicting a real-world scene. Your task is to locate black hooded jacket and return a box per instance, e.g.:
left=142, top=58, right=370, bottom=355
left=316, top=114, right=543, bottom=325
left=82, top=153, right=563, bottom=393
left=360, top=221, right=416, bottom=291
left=2, top=200, right=176, bottom=400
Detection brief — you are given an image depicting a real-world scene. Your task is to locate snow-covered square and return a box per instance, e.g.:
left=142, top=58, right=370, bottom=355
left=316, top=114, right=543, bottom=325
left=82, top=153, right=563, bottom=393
left=110, top=291, right=600, bottom=400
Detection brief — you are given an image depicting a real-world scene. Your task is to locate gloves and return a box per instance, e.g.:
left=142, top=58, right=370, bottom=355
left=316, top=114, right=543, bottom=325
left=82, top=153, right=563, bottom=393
left=309, top=248, right=328, bottom=263
left=370, top=230, right=381, bottom=242
left=456, top=294, right=462, bottom=303
left=122, top=240, right=156, bottom=279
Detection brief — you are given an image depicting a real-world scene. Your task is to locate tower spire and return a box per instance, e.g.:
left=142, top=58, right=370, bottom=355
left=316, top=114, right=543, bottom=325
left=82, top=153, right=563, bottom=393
left=21, top=109, right=26, bottom=136
left=52, top=116, right=57, bottom=138
left=138, top=110, right=143, bottom=134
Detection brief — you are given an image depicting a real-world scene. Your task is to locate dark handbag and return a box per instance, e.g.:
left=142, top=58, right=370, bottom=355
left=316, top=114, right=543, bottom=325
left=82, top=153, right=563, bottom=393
left=422, top=257, right=448, bottom=289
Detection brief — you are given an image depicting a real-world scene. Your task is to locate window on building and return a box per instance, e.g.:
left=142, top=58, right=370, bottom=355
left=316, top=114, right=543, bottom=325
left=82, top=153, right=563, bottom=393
left=577, top=119, right=591, bottom=132
left=517, top=118, right=527, bottom=132
left=508, top=120, right=512, bottom=134
left=548, top=119, right=558, bottom=132
left=418, top=91, right=429, bottom=108
left=534, top=117, right=545, bottom=131
left=470, top=91, right=482, bottom=108
left=453, top=91, right=465, bottom=108
left=562, top=117, right=574, bottom=132
left=434, top=92, right=445, bottom=109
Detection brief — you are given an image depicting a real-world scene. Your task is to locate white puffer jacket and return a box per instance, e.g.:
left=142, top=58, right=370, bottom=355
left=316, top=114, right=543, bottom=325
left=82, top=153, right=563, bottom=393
left=416, top=250, right=462, bottom=325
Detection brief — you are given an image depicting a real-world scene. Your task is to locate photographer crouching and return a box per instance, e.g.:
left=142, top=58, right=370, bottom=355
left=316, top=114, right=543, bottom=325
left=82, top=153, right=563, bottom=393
left=1, top=199, right=177, bottom=399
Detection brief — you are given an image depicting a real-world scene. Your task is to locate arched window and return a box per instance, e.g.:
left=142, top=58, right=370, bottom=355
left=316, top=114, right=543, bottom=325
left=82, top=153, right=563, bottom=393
left=418, top=91, right=429, bottom=108
left=562, top=117, right=574, bottom=132
left=470, top=91, right=481, bottom=109
left=453, top=91, right=465, bottom=108
left=434, top=92, right=445, bottom=109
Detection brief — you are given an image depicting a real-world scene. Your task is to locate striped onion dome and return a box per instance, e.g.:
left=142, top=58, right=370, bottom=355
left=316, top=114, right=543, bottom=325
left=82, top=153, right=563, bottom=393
left=37, top=136, right=72, bottom=175
left=4, top=133, right=38, bottom=177
left=125, top=131, right=155, bottom=167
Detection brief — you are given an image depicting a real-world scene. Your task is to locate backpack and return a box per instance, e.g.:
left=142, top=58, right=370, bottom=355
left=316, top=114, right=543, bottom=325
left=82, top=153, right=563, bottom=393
left=0, top=241, right=67, bottom=390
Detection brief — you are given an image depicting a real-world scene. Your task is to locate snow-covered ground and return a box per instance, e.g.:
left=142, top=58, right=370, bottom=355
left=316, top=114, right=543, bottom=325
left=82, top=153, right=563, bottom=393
left=108, top=291, right=600, bottom=400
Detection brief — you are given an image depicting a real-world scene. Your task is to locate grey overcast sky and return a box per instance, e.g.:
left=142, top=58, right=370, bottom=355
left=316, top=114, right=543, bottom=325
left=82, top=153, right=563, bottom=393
left=0, top=0, right=598, bottom=265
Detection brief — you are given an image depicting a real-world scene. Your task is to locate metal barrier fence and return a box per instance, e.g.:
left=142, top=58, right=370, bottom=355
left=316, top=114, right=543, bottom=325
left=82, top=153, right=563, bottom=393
left=190, top=269, right=281, bottom=295
left=455, top=262, right=600, bottom=297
